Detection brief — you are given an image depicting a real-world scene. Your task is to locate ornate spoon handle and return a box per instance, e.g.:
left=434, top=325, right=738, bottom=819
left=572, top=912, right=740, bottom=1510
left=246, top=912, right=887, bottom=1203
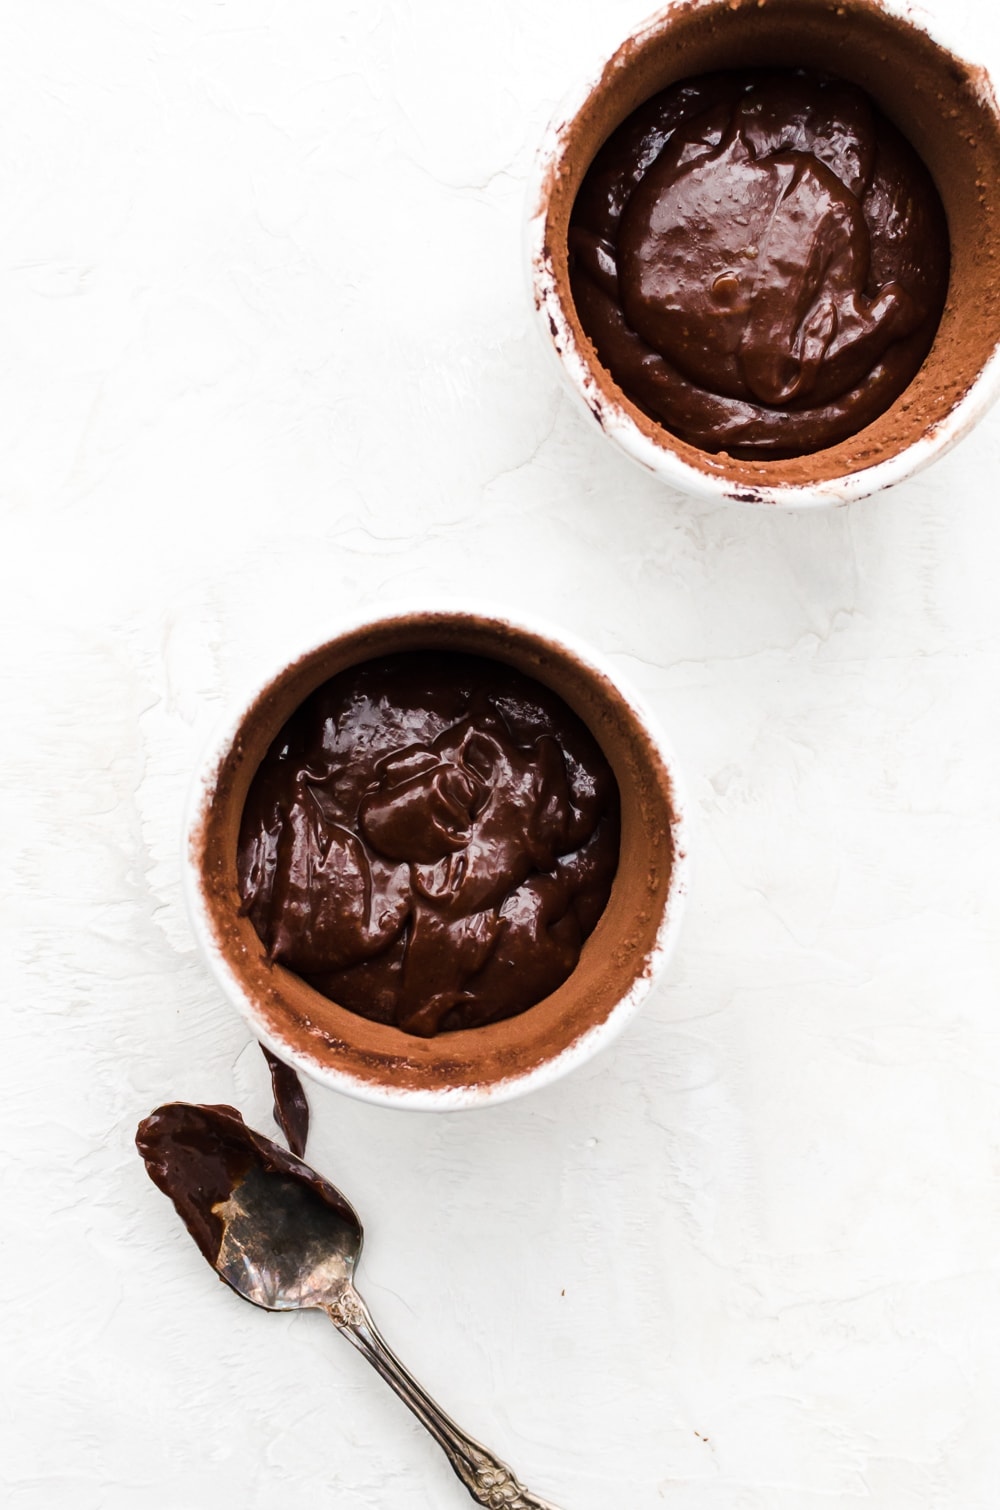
left=327, top=1287, right=561, bottom=1509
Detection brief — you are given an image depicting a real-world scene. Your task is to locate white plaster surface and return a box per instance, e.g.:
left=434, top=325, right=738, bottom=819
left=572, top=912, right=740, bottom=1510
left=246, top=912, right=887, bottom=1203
left=5, top=1, right=1000, bottom=1505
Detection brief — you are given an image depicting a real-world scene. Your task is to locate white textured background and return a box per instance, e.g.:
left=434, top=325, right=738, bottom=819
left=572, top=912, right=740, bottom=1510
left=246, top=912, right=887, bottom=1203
left=5, top=1, right=1000, bottom=1505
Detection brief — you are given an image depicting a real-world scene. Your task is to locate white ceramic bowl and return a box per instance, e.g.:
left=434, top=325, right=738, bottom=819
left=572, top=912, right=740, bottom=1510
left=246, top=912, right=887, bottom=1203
left=528, top=0, right=1000, bottom=507
left=184, top=605, right=689, bottom=1110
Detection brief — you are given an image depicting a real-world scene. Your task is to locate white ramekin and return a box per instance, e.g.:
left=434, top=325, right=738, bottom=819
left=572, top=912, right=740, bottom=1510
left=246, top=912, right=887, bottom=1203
left=184, top=605, right=690, bottom=1111
left=528, top=0, right=1000, bottom=507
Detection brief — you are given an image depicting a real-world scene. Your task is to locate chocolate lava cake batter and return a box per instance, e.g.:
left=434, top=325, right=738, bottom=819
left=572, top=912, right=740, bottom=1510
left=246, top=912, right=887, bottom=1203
left=569, top=69, right=950, bottom=459
left=237, top=653, right=620, bottom=1038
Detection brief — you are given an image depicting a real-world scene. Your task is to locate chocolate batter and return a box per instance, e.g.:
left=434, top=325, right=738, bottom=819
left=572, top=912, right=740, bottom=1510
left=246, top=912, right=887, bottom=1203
left=260, top=1045, right=309, bottom=1158
left=569, top=69, right=950, bottom=458
left=236, top=653, right=620, bottom=1038
left=135, top=1102, right=351, bottom=1271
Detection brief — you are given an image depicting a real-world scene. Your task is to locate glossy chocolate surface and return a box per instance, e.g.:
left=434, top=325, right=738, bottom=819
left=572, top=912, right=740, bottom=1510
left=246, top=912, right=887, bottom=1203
left=569, top=69, right=949, bottom=459
left=236, top=652, right=620, bottom=1038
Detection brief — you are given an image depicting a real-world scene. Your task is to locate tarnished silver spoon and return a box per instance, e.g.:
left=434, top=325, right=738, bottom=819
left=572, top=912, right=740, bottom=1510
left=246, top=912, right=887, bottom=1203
left=136, top=1102, right=559, bottom=1510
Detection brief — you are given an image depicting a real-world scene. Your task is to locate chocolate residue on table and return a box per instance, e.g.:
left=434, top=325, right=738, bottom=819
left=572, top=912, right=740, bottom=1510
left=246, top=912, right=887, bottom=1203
left=569, top=69, right=950, bottom=458
left=135, top=1102, right=350, bottom=1269
left=236, top=652, right=620, bottom=1038
left=260, top=1044, right=309, bottom=1158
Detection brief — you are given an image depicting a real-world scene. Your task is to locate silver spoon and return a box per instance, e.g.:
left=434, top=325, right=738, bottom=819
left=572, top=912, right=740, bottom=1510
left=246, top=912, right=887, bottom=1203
left=136, top=1102, right=560, bottom=1509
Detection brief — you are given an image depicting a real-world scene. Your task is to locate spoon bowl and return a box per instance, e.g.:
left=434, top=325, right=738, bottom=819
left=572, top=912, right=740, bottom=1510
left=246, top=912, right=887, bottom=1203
left=212, top=1162, right=362, bottom=1312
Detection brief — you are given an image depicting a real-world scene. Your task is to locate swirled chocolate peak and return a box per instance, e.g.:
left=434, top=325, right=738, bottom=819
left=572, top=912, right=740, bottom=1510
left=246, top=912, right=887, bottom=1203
left=237, top=653, right=620, bottom=1037
left=569, top=70, right=950, bottom=459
